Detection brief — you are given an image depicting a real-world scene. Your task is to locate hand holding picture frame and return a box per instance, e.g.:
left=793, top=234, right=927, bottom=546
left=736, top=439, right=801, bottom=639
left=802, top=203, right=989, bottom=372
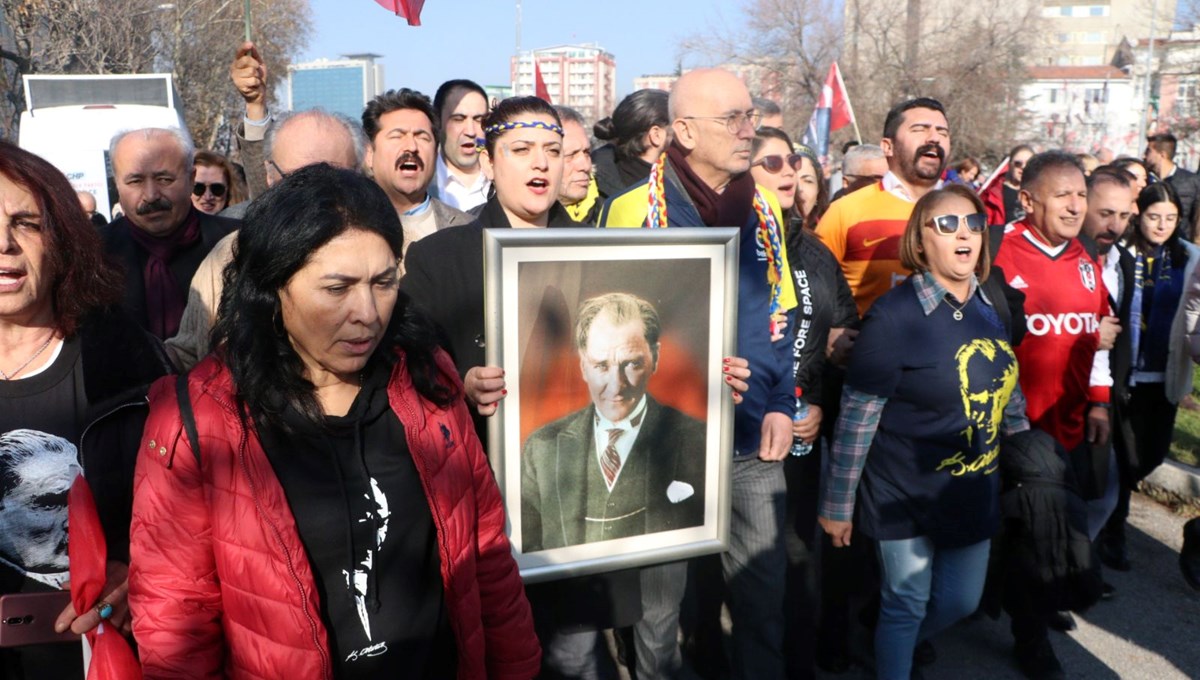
left=484, top=227, right=739, bottom=583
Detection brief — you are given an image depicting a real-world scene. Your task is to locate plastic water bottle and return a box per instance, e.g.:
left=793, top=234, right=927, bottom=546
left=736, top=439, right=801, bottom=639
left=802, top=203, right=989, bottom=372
left=791, top=386, right=813, bottom=456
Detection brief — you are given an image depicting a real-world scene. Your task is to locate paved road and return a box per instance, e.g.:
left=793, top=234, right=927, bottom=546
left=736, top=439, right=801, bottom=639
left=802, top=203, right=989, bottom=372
left=833, top=494, right=1200, bottom=680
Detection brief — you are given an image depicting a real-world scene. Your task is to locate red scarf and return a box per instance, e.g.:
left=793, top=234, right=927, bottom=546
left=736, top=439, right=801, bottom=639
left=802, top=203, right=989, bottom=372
left=666, top=143, right=756, bottom=227
left=126, top=209, right=201, bottom=339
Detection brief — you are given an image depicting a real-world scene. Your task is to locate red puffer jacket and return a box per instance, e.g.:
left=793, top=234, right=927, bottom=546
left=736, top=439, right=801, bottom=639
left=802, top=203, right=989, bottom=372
left=129, top=351, right=540, bottom=679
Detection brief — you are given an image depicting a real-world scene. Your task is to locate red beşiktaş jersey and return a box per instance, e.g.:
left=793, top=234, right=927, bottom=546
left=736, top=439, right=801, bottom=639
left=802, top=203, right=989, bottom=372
left=993, top=222, right=1113, bottom=451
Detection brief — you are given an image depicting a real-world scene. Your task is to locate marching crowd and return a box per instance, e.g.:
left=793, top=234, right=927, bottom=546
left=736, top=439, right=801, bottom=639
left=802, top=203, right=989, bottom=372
left=4, top=37, right=1200, bottom=680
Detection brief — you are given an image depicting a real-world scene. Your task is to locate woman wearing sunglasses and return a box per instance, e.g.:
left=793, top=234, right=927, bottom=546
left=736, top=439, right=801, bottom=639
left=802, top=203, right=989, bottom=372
left=191, top=150, right=244, bottom=215
left=750, top=127, right=829, bottom=234
left=753, top=125, right=856, bottom=677
left=818, top=184, right=1029, bottom=680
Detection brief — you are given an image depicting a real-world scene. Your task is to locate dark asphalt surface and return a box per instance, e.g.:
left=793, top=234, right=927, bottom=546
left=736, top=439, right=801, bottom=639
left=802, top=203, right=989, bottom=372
left=816, top=494, right=1200, bottom=680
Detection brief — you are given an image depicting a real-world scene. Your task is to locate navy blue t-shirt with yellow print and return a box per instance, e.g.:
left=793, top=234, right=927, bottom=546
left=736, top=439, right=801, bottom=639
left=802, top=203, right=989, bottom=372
left=848, top=276, right=1019, bottom=548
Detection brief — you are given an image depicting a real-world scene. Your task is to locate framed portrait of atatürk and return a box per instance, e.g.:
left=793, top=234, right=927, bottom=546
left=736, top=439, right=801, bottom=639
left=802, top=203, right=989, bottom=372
left=483, top=227, right=739, bottom=583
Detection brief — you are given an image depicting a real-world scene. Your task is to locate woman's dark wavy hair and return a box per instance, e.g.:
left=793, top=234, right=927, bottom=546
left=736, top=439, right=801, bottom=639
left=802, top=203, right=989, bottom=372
left=1130, top=181, right=1187, bottom=262
left=481, top=96, right=561, bottom=156
left=212, top=163, right=452, bottom=430
left=0, top=141, right=123, bottom=336
left=593, top=89, right=669, bottom=162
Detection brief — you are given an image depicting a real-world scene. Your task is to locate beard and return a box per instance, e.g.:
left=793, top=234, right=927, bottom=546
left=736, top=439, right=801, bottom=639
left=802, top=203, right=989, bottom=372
left=899, top=143, right=947, bottom=182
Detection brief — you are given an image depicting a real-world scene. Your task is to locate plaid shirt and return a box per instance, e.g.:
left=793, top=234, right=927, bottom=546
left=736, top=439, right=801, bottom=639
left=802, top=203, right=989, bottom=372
left=818, top=271, right=1029, bottom=523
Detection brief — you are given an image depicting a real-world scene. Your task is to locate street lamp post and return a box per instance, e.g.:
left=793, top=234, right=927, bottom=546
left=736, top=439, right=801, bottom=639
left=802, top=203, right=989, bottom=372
left=1141, top=0, right=1161, bottom=137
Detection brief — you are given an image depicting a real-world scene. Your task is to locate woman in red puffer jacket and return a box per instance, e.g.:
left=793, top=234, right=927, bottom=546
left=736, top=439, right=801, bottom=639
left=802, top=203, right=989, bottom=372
left=128, top=164, right=539, bottom=680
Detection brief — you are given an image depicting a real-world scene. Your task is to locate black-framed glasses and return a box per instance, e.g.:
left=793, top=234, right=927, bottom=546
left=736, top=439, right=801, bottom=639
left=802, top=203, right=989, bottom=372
left=267, top=159, right=286, bottom=178
left=193, top=182, right=226, bottom=198
left=752, top=154, right=803, bottom=173
left=926, top=212, right=987, bottom=235
left=844, top=173, right=885, bottom=184
left=682, top=109, right=762, bottom=134
left=1011, top=159, right=1026, bottom=169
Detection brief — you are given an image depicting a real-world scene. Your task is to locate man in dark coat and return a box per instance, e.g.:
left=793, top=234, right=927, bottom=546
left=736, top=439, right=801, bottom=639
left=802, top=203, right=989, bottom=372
left=521, top=297, right=705, bottom=548
left=1080, top=167, right=1138, bottom=573
left=103, top=128, right=237, bottom=340
left=520, top=292, right=706, bottom=679
left=1145, top=132, right=1200, bottom=241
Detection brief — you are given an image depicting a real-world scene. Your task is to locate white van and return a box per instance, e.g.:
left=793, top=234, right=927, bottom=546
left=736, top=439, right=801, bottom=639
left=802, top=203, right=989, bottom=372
left=17, top=74, right=189, bottom=220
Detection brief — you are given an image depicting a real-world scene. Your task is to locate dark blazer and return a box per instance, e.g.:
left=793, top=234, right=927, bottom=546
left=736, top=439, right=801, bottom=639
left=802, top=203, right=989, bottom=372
left=520, top=397, right=706, bottom=552
left=101, top=209, right=239, bottom=338
left=402, top=197, right=580, bottom=379
left=1106, top=245, right=1138, bottom=476
left=1165, top=167, right=1200, bottom=241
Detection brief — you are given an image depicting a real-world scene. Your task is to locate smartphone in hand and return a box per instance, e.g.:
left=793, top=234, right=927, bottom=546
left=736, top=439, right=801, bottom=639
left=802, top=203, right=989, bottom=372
left=0, top=592, right=80, bottom=647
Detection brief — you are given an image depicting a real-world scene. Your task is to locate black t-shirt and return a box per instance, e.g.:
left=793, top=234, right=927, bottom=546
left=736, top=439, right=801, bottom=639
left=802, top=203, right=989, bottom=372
left=1002, top=184, right=1025, bottom=225
left=259, top=359, right=456, bottom=679
left=847, top=279, right=1020, bottom=547
left=0, top=337, right=87, bottom=680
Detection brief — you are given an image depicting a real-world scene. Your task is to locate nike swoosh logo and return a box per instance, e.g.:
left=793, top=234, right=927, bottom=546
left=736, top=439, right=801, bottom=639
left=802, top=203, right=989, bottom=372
left=863, top=237, right=889, bottom=247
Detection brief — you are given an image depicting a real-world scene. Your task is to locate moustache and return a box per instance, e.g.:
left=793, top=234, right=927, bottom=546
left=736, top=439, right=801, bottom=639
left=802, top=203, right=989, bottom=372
left=136, top=197, right=173, bottom=215
left=914, top=143, right=945, bottom=162
left=395, top=152, right=425, bottom=171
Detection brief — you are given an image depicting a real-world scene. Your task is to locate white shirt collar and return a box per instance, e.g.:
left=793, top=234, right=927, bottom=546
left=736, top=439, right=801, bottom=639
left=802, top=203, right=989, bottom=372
left=593, top=395, right=649, bottom=490
left=881, top=170, right=943, bottom=203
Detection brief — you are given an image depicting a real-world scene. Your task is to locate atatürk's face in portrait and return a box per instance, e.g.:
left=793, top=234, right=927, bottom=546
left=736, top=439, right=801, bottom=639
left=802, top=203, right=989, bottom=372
left=578, top=314, right=659, bottom=423
left=0, top=429, right=80, bottom=573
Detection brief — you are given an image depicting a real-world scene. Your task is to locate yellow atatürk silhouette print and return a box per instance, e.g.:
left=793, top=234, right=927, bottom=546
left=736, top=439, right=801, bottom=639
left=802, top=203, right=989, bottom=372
left=936, top=338, right=1018, bottom=477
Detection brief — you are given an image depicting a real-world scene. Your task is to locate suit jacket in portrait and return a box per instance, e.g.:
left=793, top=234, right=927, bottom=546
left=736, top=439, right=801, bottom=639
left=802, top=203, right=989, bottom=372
left=520, top=396, right=706, bottom=552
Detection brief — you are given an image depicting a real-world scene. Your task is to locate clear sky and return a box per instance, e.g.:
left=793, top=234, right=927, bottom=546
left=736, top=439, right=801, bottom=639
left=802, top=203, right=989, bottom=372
left=300, top=0, right=733, bottom=97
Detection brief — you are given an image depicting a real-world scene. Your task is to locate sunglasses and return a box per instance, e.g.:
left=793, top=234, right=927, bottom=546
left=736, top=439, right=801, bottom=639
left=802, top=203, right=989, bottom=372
left=752, top=154, right=804, bottom=173
left=193, top=182, right=227, bottom=198
left=926, top=212, right=988, bottom=235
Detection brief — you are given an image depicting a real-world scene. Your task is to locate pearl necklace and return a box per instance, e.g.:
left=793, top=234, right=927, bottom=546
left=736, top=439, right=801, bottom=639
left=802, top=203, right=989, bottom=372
left=0, top=335, right=55, bottom=380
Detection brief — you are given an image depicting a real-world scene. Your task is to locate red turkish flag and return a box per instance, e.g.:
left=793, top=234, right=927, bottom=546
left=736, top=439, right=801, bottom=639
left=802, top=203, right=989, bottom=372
left=978, top=157, right=1010, bottom=195
left=819, top=62, right=853, bottom=132
left=68, top=475, right=142, bottom=680
left=372, top=0, right=425, bottom=26
left=534, top=61, right=552, bottom=104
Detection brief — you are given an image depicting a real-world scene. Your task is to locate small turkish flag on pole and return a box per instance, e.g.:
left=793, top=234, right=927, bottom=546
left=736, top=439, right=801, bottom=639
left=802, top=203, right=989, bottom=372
left=372, top=0, right=425, bottom=26
left=534, top=61, right=552, bottom=104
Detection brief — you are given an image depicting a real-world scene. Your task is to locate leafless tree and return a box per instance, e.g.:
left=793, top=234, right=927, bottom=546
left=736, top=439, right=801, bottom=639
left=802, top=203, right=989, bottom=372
left=679, top=0, right=1044, bottom=163
left=677, top=0, right=843, bottom=138
left=842, top=0, right=1044, bottom=161
left=0, top=0, right=311, bottom=147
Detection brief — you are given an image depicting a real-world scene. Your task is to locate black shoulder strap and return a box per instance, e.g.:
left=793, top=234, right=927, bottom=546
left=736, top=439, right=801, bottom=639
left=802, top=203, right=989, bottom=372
left=175, top=374, right=202, bottom=466
left=988, top=223, right=1006, bottom=264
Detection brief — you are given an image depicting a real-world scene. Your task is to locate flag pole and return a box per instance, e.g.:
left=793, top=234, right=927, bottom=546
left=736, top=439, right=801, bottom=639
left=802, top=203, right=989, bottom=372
left=834, top=62, right=862, bottom=143
left=243, top=0, right=252, bottom=42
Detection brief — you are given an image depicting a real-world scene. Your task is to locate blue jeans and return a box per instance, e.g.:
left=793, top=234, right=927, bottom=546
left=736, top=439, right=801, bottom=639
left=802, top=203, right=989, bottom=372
left=875, top=536, right=991, bottom=680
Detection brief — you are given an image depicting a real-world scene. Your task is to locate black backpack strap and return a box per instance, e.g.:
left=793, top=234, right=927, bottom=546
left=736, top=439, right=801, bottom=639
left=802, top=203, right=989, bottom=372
left=988, top=223, right=1006, bottom=264
left=175, top=374, right=202, bottom=466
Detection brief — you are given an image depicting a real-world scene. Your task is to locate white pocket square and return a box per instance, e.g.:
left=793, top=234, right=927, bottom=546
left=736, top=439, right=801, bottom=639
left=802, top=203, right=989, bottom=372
left=667, top=481, right=694, bottom=503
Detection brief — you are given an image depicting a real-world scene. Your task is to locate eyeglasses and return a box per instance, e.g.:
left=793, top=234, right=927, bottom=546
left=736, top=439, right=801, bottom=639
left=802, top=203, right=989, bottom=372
left=926, top=212, right=988, bottom=235
left=267, top=159, right=287, bottom=179
left=682, top=109, right=762, bottom=134
left=752, top=154, right=803, bottom=173
left=844, top=173, right=885, bottom=184
left=1011, top=159, right=1026, bottom=169
left=193, top=182, right=227, bottom=198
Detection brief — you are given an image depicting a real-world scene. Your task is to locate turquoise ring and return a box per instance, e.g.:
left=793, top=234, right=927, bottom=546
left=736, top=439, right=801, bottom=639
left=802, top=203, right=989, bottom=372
left=95, top=602, right=113, bottom=620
